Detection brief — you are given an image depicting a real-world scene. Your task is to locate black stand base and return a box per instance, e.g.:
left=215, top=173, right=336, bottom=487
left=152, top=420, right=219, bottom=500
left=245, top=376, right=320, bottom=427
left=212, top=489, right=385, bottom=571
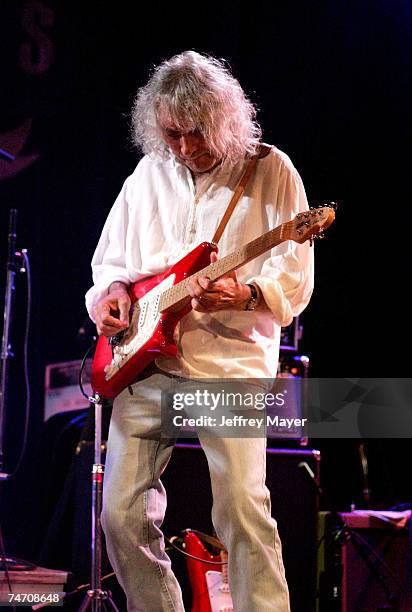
left=78, top=588, right=119, bottom=612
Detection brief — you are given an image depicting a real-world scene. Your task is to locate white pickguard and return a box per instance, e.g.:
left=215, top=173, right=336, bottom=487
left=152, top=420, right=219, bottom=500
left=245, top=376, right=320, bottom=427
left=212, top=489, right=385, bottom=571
left=206, top=571, right=233, bottom=612
left=104, top=274, right=176, bottom=380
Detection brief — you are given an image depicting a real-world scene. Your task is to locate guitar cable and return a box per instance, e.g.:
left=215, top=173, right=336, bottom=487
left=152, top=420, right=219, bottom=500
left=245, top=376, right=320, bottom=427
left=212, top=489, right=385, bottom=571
left=166, top=530, right=227, bottom=566
left=78, top=339, right=96, bottom=400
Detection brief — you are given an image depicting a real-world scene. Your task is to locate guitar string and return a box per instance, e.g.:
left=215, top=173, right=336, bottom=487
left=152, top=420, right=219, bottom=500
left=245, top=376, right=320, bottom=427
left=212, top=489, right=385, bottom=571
left=160, top=209, right=329, bottom=311
left=159, top=223, right=287, bottom=311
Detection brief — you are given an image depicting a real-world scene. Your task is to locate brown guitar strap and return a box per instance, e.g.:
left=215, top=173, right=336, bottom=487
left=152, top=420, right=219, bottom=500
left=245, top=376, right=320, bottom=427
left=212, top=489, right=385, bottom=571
left=211, top=143, right=271, bottom=245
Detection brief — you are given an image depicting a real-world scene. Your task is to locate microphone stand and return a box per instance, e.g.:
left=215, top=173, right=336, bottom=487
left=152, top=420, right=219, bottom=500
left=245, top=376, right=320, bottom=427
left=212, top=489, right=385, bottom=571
left=78, top=392, right=119, bottom=612
left=0, top=208, right=33, bottom=571
left=0, top=147, right=17, bottom=477
left=0, top=209, right=18, bottom=476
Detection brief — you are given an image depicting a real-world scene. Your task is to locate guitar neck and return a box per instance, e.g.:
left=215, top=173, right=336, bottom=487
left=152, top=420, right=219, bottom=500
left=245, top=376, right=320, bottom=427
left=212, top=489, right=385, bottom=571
left=160, top=221, right=291, bottom=311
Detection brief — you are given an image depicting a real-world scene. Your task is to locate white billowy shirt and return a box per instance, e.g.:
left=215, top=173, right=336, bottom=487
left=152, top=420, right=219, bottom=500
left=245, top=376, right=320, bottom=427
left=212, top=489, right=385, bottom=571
left=85, top=146, right=314, bottom=379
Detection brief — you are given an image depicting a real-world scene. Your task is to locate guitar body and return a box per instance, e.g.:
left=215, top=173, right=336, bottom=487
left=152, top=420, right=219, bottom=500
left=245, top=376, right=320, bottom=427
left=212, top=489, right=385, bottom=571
left=205, top=571, right=233, bottom=612
left=184, top=531, right=228, bottom=612
left=91, top=242, right=217, bottom=398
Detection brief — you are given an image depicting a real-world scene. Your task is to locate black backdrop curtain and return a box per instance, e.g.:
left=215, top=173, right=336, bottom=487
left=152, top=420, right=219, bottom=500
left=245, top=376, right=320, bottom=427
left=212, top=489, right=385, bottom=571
left=0, top=0, right=411, bottom=561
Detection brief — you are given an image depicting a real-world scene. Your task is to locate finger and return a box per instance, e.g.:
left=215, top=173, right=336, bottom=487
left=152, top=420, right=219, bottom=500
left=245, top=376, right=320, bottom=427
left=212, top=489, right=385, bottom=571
left=223, top=268, right=237, bottom=281
left=187, top=278, right=198, bottom=298
left=191, top=297, right=208, bottom=312
left=98, top=300, right=120, bottom=318
left=198, top=276, right=212, bottom=290
left=191, top=296, right=227, bottom=312
left=192, top=295, right=222, bottom=312
left=210, top=251, right=218, bottom=263
left=96, top=316, right=127, bottom=335
left=188, top=276, right=210, bottom=298
left=101, top=314, right=129, bottom=329
left=118, top=296, right=131, bottom=324
left=99, top=324, right=124, bottom=337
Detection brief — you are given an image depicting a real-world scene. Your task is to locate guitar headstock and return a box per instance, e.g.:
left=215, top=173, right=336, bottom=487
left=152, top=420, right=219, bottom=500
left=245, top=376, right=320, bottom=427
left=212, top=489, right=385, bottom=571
left=288, top=203, right=336, bottom=244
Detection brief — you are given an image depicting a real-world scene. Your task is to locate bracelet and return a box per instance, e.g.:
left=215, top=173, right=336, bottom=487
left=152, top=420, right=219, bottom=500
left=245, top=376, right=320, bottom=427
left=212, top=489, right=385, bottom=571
left=244, top=284, right=259, bottom=311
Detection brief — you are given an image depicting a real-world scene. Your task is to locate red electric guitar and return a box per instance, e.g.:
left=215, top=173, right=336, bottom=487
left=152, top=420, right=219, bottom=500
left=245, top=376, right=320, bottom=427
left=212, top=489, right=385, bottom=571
left=184, top=530, right=232, bottom=612
left=91, top=205, right=335, bottom=398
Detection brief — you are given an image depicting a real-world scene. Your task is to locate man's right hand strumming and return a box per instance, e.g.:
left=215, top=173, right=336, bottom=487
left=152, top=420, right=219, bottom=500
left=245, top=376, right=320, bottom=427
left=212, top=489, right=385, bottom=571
left=94, top=281, right=131, bottom=336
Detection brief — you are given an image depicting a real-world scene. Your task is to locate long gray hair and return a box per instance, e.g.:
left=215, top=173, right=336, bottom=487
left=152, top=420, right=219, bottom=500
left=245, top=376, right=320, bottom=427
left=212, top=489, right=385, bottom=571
left=131, top=51, right=262, bottom=165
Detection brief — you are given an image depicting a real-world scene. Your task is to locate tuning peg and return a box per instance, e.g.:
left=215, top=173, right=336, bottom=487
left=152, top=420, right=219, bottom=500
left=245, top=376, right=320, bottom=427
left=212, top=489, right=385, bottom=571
left=309, top=230, right=326, bottom=246
left=312, top=202, right=338, bottom=211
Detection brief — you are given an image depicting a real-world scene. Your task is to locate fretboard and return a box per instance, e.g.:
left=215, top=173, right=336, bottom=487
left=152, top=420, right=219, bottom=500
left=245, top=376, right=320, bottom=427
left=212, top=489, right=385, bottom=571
left=159, top=220, right=294, bottom=312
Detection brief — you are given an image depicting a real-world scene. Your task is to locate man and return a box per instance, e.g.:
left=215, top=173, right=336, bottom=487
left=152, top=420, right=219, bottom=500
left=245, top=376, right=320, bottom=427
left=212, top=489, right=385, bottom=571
left=86, top=50, right=314, bottom=612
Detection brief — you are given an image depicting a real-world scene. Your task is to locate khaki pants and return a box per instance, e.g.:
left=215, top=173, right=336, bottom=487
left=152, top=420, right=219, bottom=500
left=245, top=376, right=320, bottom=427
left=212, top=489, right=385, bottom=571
left=101, top=372, right=290, bottom=612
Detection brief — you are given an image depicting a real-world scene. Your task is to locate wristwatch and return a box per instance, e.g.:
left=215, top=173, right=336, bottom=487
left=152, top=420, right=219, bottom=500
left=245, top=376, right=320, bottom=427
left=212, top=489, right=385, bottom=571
left=244, top=283, right=259, bottom=311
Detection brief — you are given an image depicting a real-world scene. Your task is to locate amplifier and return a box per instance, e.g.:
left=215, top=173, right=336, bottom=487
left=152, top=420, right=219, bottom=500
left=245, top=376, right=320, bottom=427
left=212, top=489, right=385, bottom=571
left=44, top=359, right=92, bottom=421
left=162, top=444, right=320, bottom=612
left=318, top=511, right=412, bottom=612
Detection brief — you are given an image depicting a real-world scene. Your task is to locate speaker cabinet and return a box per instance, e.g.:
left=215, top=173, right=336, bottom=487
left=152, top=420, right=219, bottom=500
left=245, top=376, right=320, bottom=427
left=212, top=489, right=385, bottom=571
left=162, top=443, right=320, bottom=612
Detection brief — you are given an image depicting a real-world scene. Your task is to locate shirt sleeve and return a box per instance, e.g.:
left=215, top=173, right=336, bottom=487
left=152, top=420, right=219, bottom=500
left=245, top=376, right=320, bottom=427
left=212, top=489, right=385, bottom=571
left=85, top=175, right=135, bottom=321
left=248, top=154, right=315, bottom=327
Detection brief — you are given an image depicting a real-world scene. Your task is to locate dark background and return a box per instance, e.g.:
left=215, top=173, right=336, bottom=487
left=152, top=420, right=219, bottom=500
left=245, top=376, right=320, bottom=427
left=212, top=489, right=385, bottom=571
left=0, top=0, right=410, bottom=583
